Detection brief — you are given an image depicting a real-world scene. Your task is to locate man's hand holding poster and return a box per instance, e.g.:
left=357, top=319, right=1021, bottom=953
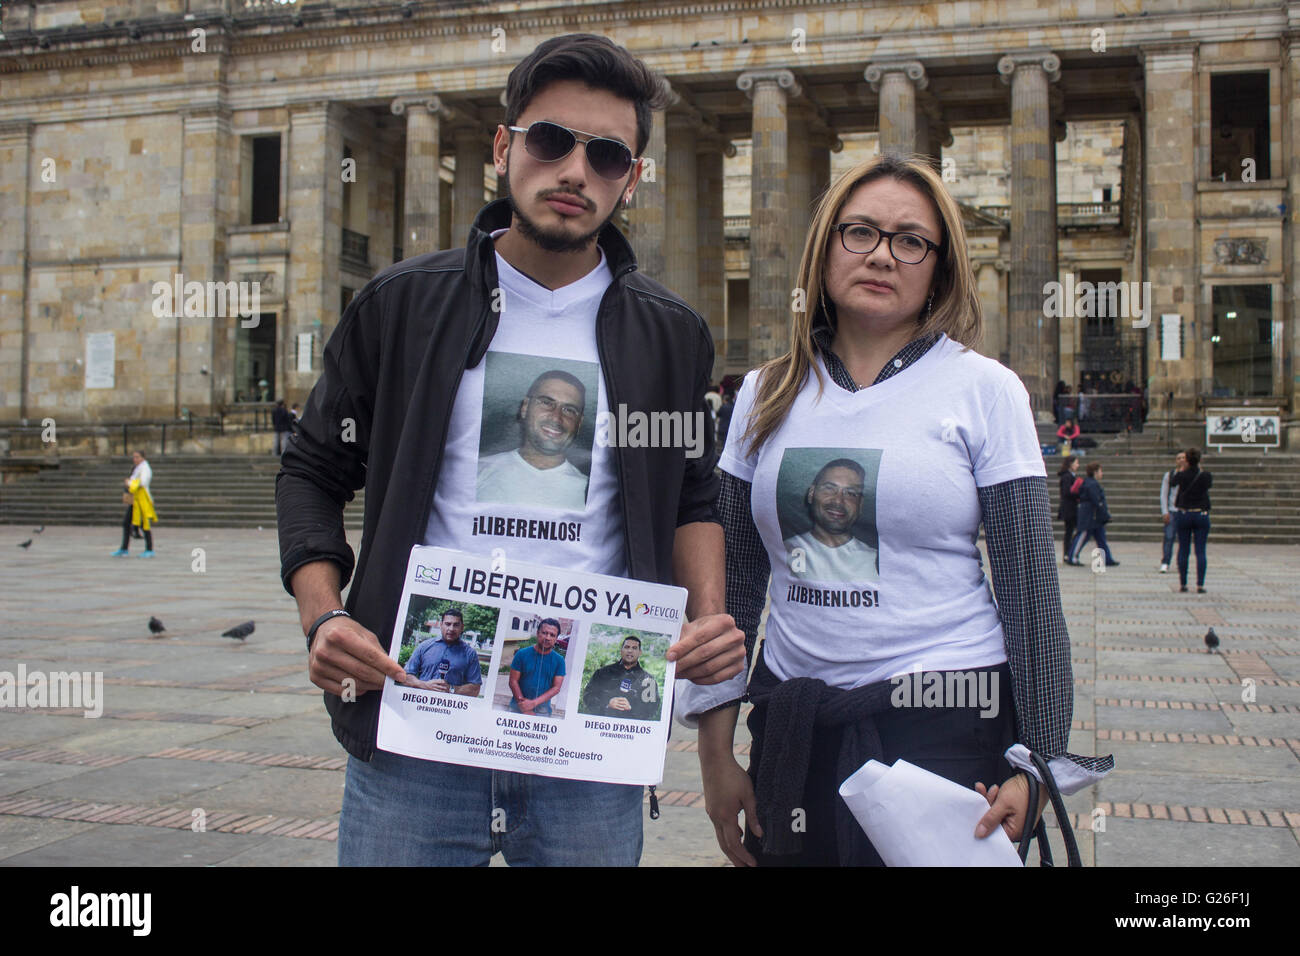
left=377, top=546, right=685, bottom=786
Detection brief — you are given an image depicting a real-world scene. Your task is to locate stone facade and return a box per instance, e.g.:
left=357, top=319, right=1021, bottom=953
left=0, top=0, right=1294, bottom=443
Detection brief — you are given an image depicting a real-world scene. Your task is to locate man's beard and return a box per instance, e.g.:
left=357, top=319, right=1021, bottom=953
left=504, top=158, right=622, bottom=253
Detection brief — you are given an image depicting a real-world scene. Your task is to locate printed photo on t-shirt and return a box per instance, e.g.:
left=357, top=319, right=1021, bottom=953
left=493, top=611, right=576, bottom=719
left=476, top=351, right=598, bottom=513
left=397, top=596, right=497, bottom=700
left=776, top=448, right=882, bottom=583
left=576, top=623, right=669, bottom=723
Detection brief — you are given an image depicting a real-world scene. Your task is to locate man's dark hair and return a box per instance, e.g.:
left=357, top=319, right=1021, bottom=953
left=440, top=607, right=464, bottom=622
left=1184, top=447, right=1202, bottom=468
left=133, top=449, right=147, bottom=458
left=1085, top=462, right=1102, bottom=477
left=538, top=617, right=561, bottom=634
left=527, top=370, right=586, bottom=408
left=503, top=34, right=671, bottom=158
left=811, top=458, right=866, bottom=488
left=621, top=635, right=641, bottom=648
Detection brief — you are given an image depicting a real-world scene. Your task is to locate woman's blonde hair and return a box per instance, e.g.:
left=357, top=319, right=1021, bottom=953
left=741, top=152, right=983, bottom=455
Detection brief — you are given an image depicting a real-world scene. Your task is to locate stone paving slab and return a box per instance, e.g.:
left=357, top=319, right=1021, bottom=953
left=0, top=526, right=1296, bottom=866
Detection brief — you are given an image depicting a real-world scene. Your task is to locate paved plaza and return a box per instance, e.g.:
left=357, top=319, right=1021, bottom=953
left=0, top=525, right=1296, bottom=866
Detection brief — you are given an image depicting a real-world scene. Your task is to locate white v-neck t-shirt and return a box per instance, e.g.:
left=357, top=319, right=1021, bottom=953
left=422, top=232, right=627, bottom=577
left=678, top=333, right=1046, bottom=718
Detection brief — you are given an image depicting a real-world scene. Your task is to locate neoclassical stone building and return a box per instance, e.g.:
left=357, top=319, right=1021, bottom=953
left=0, top=0, right=1294, bottom=444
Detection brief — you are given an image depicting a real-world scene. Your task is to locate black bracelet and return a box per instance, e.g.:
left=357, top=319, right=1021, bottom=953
left=306, top=608, right=350, bottom=651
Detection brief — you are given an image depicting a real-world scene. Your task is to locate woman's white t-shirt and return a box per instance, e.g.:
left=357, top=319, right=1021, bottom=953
left=677, top=333, right=1046, bottom=719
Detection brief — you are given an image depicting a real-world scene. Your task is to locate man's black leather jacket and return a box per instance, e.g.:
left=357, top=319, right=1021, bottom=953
left=276, top=198, right=719, bottom=760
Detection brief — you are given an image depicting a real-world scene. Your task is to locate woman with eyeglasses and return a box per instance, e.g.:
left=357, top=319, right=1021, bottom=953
left=677, top=153, right=1112, bottom=866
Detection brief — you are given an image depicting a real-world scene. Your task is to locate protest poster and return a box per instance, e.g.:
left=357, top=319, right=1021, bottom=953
left=376, top=546, right=686, bottom=786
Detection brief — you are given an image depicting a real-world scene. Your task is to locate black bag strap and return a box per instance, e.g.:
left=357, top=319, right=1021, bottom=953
left=1015, top=751, right=1081, bottom=867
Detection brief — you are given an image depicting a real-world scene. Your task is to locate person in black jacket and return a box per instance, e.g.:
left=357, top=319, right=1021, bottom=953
left=1170, top=447, right=1213, bottom=593
left=271, top=399, right=294, bottom=456
left=1056, top=455, right=1080, bottom=563
left=581, top=635, right=660, bottom=720
left=1067, top=462, right=1118, bottom=566
left=275, top=34, right=745, bottom=867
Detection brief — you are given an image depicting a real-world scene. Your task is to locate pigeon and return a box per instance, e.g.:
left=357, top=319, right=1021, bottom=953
left=18, top=539, right=32, bottom=549
left=33, top=526, right=44, bottom=534
left=1204, top=628, right=1219, bottom=654
left=148, top=616, right=166, bottom=635
left=222, top=621, right=255, bottom=640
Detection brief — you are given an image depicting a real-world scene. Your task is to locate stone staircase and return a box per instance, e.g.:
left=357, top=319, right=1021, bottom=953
left=0, top=455, right=364, bottom=531
left=1037, top=426, right=1298, bottom=545
left=2, top=443, right=1296, bottom=544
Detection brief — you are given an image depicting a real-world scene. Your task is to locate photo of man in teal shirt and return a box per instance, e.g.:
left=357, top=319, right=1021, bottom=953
left=508, top=618, right=566, bottom=716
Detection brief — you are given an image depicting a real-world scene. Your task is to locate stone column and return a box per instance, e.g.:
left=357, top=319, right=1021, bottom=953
left=180, top=109, right=237, bottom=416
left=0, top=122, right=31, bottom=421
left=391, top=96, right=444, bottom=257
left=786, top=105, right=814, bottom=288
left=739, top=69, right=801, bottom=364
left=627, top=108, right=667, bottom=281
left=1139, top=45, right=1198, bottom=420
left=287, top=101, right=344, bottom=396
left=977, top=259, right=1010, bottom=365
left=696, top=133, right=732, bottom=378
left=1287, top=40, right=1300, bottom=445
left=865, top=60, right=927, bottom=156
left=451, top=124, right=489, bottom=248
left=664, top=112, right=700, bottom=310
left=810, top=131, right=838, bottom=209
left=999, top=51, right=1061, bottom=420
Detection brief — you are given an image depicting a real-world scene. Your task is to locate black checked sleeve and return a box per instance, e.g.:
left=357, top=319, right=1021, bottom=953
left=719, top=469, right=770, bottom=669
left=979, top=476, right=1114, bottom=776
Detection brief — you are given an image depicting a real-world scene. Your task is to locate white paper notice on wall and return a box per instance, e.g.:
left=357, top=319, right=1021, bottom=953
left=1160, top=313, right=1181, bottom=361
left=297, top=332, right=314, bottom=374
left=85, top=332, right=115, bottom=389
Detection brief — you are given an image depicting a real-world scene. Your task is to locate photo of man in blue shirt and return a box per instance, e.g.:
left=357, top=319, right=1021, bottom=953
left=403, top=608, right=483, bottom=697
left=508, top=618, right=566, bottom=716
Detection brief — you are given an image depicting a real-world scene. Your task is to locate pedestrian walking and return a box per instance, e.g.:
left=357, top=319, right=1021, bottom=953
left=112, top=449, right=157, bottom=557
left=1170, top=447, right=1213, bottom=593
left=1158, top=450, right=1186, bottom=573
left=1067, top=461, right=1117, bottom=566
left=1057, top=455, right=1081, bottom=563
left=272, top=399, right=294, bottom=456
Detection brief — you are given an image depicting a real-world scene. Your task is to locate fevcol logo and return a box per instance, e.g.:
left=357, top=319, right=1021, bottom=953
left=635, top=602, right=681, bottom=622
left=414, top=565, right=441, bottom=584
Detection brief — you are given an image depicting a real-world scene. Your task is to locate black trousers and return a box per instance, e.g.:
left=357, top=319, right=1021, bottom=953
left=120, top=505, right=153, bottom=551
left=1061, top=519, right=1076, bottom=560
left=743, top=662, right=1016, bottom=866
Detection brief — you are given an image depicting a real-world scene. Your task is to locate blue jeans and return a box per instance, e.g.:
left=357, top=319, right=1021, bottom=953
left=1175, top=511, right=1210, bottom=587
left=1070, top=525, right=1116, bottom=565
left=338, top=749, right=644, bottom=866
left=1161, top=517, right=1177, bottom=564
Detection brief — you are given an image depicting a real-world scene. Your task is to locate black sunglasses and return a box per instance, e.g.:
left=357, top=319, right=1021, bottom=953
left=507, top=121, right=636, bottom=181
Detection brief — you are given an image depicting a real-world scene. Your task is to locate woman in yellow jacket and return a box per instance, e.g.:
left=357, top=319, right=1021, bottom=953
left=112, top=450, right=157, bottom=557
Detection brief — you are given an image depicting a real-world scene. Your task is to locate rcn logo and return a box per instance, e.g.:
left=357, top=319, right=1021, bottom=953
left=414, top=565, right=441, bottom=584
left=634, top=602, right=681, bottom=621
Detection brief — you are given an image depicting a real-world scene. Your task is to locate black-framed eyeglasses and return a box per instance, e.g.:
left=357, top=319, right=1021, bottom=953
left=833, top=222, right=942, bottom=264
left=506, top=121, right=636, bottom=181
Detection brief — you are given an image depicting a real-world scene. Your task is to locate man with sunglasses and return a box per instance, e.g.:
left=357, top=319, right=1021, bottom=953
left=277, top=33, right=745, bottom=866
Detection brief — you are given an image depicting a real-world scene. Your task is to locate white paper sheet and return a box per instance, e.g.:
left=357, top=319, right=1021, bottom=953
left=838, top=758, right=1024, bottom=867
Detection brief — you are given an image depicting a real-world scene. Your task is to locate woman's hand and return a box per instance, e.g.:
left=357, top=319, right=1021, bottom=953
left=700, top=752, right=762, bottom=867
left=973, top=773, right=1049, bottom=842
